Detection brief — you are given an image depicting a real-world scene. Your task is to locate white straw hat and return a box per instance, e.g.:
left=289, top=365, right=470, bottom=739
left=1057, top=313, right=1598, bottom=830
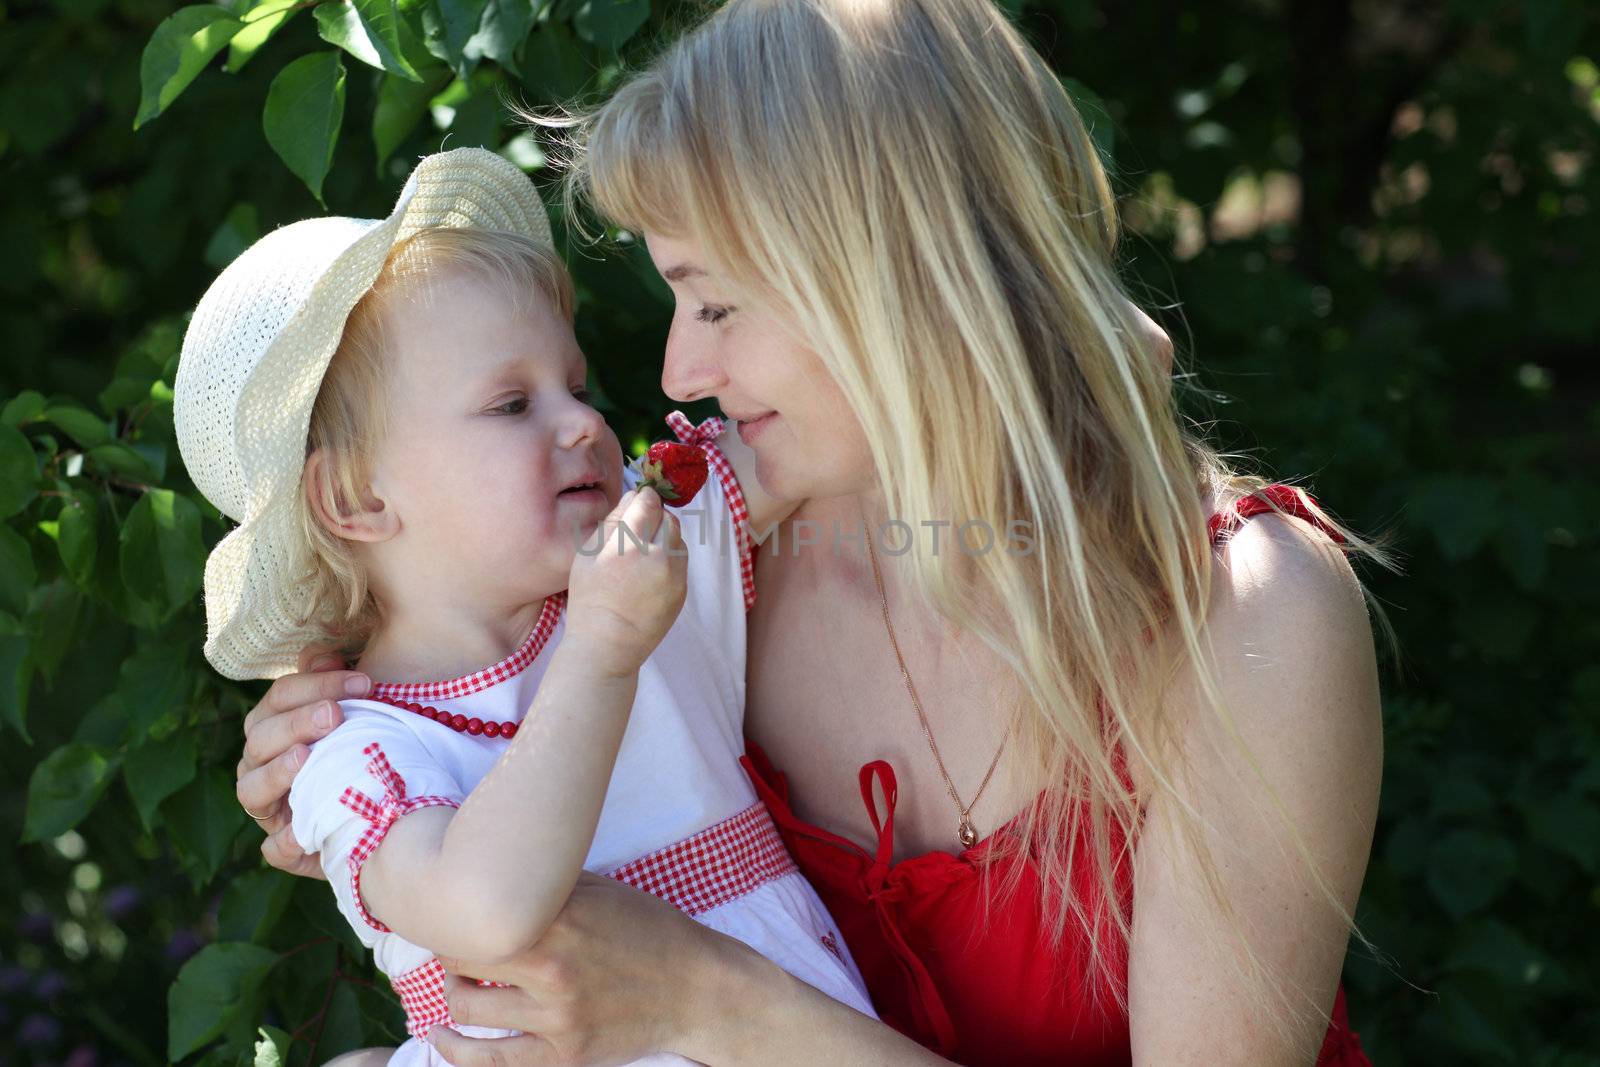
left=174, top=148, right=555, bottom=680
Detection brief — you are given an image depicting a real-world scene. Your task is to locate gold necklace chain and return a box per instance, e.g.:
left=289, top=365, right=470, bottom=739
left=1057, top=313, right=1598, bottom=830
left=862, top=511, right=1015, bottom=850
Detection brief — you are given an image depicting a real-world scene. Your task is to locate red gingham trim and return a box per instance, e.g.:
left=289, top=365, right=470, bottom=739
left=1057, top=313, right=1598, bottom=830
left=602, top=802, right=796, bottom=916
left=391, top=957, right=453, bottom=1039
left=665, top=411, right=756, bottom=612
left=1208, top=484, right=1348, bottom=547
left=389, top=956, right=511, bottom=1039
left=338, top=742, right=460, bottom=934
left=372, top=592, right=566, bottom=702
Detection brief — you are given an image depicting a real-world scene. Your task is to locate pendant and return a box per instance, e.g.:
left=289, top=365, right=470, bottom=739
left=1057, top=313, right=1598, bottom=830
left=958, top=815, right=978, bottom=850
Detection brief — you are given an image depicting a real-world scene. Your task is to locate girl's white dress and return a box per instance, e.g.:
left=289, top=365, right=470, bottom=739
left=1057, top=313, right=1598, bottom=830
left=289, top=412, right=876, bottom=1066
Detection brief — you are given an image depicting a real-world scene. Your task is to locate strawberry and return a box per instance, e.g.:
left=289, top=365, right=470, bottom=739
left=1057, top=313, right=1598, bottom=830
left=631, top=440, right=709, bottom=505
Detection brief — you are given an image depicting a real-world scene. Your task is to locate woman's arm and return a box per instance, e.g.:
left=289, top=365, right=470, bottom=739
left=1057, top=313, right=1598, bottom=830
left=1127, top=513, right=1383, bottom=1065
left=427, top=873, right=951, bottom=1067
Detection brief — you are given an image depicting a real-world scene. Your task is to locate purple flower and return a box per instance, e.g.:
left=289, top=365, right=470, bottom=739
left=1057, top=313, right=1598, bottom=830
left=0, top=965, right=28, bottom=996
left=64, top=1044, right=100, bottom=1067
left=165, top=929, right=204, bottom=965
left=103, top=885, right=141, bottom=922
left=19, top=1012, right=61, bottom=1047
left=33, top=970, right=67, bottom=1001
left=17, top=912, right=53, bottom=943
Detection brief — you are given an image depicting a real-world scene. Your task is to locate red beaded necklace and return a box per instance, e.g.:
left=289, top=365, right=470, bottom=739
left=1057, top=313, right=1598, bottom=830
left=371, top=693, right=519, bottom=739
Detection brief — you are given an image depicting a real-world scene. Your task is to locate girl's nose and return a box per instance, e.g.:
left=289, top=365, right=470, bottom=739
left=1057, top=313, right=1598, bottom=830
left=559, top=395, right=608, bottom=449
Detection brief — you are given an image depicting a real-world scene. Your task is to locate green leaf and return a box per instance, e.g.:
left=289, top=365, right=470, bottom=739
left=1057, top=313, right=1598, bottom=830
left=1, top=390, right=45, bottom=427
left=24, top=578, right=78, bottom=680
left=135, top=5, right=245, bottom=129
left=118, top=640, right=193, bottom=739
left=421, top=0, right=489, bottom=77
left=56, top=492, right=99, bottom=589
left=41, top=404, right=111, bottom=448
left=517, top=22, right=592, bottom=99
left=219, top=868, right=295, bottom=943
left=315, top=0, right=423, bottom=81
left=1427, top=830, right=1518, bottom=919
left=119, top=489, right=205, bottom=620
left=373, top=69, right=447, bottom=170
left=24, top=743, right=118, bottom=842
left=264, top=52, right=348, bottom=205
left=465, top=0, right=534, bottom=68
left=86, top=441, right=160, bottom=483
left=0, top=423, right=39, bottom=518
left=167, top=942, right=280, bottom=1060
left=1411, top=475, right=1502, bottom=561
left=225, top=0, right=299, bottom=73
left=124, top=729, right=198, bottom=829
left=573, top=0, right=649, bottom=51
left=203, top=202, right=262, bottom=269
left=0, top=620, right=30, bottom=742
left=165, top=768, right=246, bottom=881
left=0, top=524, right=35, bottom=616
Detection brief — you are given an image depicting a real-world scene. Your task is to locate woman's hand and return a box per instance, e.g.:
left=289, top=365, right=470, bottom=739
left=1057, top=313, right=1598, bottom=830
left=429, top=872, right=750, bottom=1066
left=236, top=645, right=372, bottom=879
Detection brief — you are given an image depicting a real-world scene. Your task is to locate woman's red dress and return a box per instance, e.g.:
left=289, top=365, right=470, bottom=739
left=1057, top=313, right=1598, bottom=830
left=741, top=484, right=1373, bottom=1066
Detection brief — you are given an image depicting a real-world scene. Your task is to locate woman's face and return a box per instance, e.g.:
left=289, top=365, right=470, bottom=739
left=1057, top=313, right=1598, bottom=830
left=644, top=232, right=875, bottom=503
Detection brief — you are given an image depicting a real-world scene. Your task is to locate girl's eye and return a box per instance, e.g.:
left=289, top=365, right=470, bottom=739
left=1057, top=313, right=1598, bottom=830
left=694, top=305, right=733, bottom=325
left=492, top=396, right=528, bottom=415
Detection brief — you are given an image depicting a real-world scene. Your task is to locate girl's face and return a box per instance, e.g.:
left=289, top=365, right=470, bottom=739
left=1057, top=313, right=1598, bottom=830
left=645, top=232, right=875, bottom=503
left=365, top=269, right=625, bottom=611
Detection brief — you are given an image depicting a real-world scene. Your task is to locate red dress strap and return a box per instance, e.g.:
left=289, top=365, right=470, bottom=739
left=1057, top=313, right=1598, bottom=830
left=1208, top=483, right=1347, bottom=547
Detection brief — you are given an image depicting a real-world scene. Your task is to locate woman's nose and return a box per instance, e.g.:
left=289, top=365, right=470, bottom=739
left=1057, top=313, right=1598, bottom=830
left=661, top=313, right=729, bottom=403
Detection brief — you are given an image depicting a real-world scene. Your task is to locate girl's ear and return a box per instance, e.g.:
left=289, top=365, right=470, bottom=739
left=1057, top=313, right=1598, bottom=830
left=304, top=448, right=398, bottom=544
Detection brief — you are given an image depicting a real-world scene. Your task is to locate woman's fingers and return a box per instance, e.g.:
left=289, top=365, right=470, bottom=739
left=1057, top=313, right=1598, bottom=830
left=261, top=825, right=327, bottom=880
left=426, top=1029, right=555, bottom=1067
left=241, top=698, right=339, bottom=771
left=236, top=743, right=309, bottom=823
left=441, top=977, right=552, bottom=1032
left=241, top=669, right=368, bottom=741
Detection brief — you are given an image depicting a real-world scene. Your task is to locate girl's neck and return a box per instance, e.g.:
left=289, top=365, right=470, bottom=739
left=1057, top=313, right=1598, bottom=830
left=355, top=594, right=556, bottom=686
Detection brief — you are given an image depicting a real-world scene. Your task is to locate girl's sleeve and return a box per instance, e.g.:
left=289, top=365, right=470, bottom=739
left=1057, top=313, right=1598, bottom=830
left=289, top=706, right=466, bottom=943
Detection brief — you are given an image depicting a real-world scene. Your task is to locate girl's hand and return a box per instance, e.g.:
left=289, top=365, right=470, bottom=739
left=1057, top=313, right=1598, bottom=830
left=236, top=645, right=371, bottom=879
left=564, top=486, right=689, bottom=675
left=429, top=872, right=744, bottom=1066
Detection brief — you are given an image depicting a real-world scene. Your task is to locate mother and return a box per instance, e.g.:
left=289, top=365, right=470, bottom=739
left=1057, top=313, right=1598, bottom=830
left=236, top=0, right=1391, bottom=1062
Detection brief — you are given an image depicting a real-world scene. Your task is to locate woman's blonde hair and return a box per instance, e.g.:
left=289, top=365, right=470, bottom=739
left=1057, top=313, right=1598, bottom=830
left=297, top=226, right=575, bottom=656
left=533, top=0, right=1402, bottom=1050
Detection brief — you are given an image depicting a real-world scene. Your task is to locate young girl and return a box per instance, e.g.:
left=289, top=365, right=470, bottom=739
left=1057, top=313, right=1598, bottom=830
left=173, top=147, right=875, bottom=1065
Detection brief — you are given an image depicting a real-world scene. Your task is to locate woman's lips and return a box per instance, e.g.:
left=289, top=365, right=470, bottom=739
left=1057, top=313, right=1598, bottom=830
left=737, top=411, right=778, bottom=445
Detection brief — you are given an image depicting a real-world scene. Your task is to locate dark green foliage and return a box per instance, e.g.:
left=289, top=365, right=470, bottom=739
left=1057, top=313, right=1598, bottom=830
left=0, top=0, right=1595, bottom=1062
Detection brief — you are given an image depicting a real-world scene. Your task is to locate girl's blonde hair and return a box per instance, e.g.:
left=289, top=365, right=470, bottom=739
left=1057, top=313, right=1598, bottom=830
left=532, top=0, right=1400, bottom=1051
left=297, top=226, right=575, bottom=656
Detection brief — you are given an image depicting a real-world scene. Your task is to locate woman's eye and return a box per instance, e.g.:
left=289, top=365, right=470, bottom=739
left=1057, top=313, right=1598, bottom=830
left=694, top=305, right=732, bottom=325
left=572, top=388, right=595, bottom=404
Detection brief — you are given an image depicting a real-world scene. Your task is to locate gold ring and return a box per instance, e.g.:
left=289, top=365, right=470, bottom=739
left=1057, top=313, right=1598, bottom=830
left=242, top=802, right=274, bottom=822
